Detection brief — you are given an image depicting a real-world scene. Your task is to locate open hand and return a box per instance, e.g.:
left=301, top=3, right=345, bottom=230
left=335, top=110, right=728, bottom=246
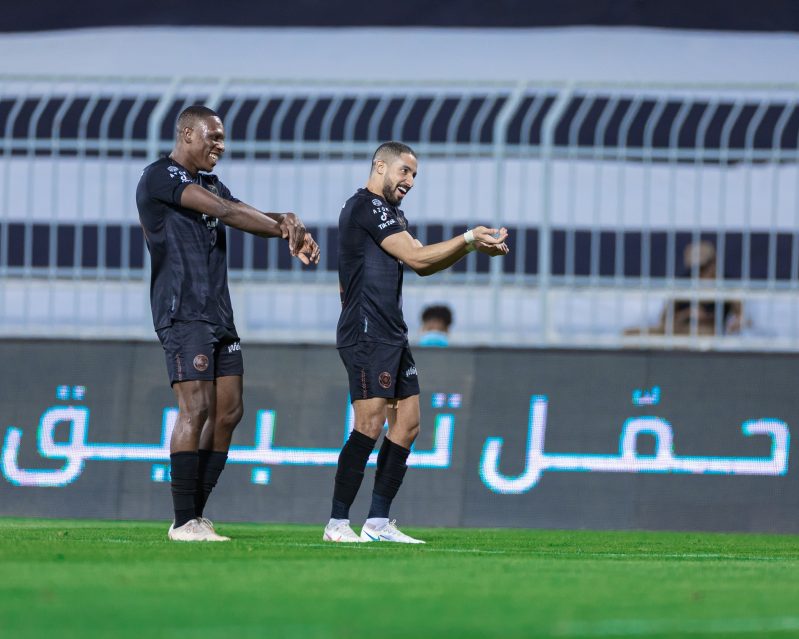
left=473, top=226, right=510, bottom=256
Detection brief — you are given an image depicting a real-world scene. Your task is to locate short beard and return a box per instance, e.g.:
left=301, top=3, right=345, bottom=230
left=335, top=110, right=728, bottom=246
left=382, top=180, right=400, bottom=206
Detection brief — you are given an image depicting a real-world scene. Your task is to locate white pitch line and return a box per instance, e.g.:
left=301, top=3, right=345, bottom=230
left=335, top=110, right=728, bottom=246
left=269, top=542, right=509, bottom=554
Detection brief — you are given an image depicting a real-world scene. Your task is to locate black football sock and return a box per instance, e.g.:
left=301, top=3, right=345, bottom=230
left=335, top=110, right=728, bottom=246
left=331, top=430, right=377, bottom=519
left=367, top=437, right=410, bottom=519
left=170, top=451, right=199, bottom=528
left=195, top=449, right=228, bottom=518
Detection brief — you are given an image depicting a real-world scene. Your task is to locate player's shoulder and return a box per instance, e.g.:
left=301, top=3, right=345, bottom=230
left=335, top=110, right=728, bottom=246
left=141, top=157, right=191, bottom=184
left=142, top=156, right=172, bottom=174
left=346, top=188, right=372, bottom=206
left=348, top=189, right=388, bottom=215
left=140, top=157, right=164, bottom=179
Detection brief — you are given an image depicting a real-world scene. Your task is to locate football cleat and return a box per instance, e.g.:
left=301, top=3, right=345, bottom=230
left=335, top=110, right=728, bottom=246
left=360, top=519, right=425, bottom=544
left=197, top=517, right=231, bottom=541
left=323, top=519, right=362, bottom=543
left=167, top=518, right=227, bottom=542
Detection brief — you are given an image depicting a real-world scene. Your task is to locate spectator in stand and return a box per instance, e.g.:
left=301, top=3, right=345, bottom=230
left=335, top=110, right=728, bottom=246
left=625, top=241, right=744, bottom=337
left=418, top=304, right=454, bottom=347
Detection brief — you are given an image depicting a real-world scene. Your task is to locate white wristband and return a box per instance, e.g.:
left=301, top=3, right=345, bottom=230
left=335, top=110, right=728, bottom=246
left=463, top=229, right=475, bottom=245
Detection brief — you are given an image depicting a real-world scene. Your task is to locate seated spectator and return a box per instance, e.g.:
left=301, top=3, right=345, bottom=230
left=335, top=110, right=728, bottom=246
left=418, top=304, right=453, bottom=347
left=625, top=241, right=744, bottom=336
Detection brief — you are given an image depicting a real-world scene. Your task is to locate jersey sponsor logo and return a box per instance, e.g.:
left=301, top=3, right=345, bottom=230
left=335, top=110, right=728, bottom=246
left=372, top=198, right=382, bottom=206
left=378, top=372, right=392, bottom=389
left=193, top=354, right=209, bottom=372
left=227, top=342, right=241, bottom=353
left=378, top=218, right=396, bottom=230
left=404, top=365, right=418, bottom=377
left=167, top=165, right=192, bottom=183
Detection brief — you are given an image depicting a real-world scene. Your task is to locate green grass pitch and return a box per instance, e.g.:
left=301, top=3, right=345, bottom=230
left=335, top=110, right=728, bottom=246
left=1, top=518, right=798, bottom=639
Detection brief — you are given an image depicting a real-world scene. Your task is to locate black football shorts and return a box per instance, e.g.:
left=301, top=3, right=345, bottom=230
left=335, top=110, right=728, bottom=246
left=338, top=341, right=420, bottom=401
left=156, top=320, right=244, bottom=385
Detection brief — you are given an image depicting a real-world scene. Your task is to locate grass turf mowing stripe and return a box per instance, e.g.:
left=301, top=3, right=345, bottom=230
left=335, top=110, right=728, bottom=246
left=557, top=616, right=799, bottom=636
left=2, top=518, right=798, bottom=639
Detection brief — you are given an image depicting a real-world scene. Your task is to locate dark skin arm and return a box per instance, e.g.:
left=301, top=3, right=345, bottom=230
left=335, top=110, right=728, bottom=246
left=180, top=184, right=320, bottom=265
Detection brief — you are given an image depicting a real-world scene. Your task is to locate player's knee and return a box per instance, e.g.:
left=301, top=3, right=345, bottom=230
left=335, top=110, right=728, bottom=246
left=176, top=391, right=212, bottom=432
left=186, top=402, right=211, bottom=424
left=354, top=416, right=384, bottom=439
left=175, top=404, right=210, bottom=438
left=218, top=403, right=244, bottom=433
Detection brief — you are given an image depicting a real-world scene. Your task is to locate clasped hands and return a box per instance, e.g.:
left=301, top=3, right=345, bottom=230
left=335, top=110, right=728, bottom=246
left=279, top=213, right=321, bottom=265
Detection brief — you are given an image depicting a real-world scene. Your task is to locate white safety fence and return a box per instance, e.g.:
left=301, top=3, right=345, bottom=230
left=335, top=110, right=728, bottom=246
left=0, top=76, right=798, bottom=349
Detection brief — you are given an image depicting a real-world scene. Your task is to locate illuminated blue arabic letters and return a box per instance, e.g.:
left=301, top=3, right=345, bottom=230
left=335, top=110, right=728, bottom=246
left=480, top=393, right=791, bottom=494
left=632, top=386, right=660, bottom=406
left=480, top=395, right=548, bottom=494
left=2, top=401, right=176, bottom=487
left=2, top=401, right=90, bottom=487
left=1, top=391, right=458, bottom=488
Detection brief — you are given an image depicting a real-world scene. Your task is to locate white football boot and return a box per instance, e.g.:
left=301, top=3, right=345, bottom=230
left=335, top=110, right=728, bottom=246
left=360, top=519, right=425, bottom=544
left=168, top=518, right=226, bottom=542
left=197, top=517, right=231, bottom=541
left=323, top=519, right=362, bottom=542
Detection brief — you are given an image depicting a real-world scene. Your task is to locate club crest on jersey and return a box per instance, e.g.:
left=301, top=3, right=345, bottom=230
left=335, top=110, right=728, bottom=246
left=193, top=354, right=209, bottom=372
left=372, top=198, right=382, bottom=206
left=378, top=372, right=392, bottom=389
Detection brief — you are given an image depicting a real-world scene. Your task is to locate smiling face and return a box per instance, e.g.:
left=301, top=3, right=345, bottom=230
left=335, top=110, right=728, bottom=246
left=377, top=152, right=417, bottom=206
left=173, top=114, right=226, bottom=175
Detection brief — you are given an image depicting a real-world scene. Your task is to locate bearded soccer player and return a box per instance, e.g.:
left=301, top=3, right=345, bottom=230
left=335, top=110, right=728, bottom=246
left=324, top=141, right=509, bottom=543
left=136, top=105, right=320, bottom=542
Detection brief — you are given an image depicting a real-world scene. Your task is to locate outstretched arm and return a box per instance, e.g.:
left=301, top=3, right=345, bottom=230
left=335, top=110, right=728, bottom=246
left=380, top=226, right=509, bottom=276
left=180, top=184, right=320, bottom=264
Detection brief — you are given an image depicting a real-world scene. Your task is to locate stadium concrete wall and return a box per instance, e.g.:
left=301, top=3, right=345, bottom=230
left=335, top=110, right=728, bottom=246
left=1, top=340, right=797, bottom=533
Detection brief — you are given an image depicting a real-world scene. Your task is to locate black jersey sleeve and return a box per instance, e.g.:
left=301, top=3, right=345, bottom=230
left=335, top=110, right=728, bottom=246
left=143, top=162, right=193, bottom=206
left=351, top=198, right=406, bottom=245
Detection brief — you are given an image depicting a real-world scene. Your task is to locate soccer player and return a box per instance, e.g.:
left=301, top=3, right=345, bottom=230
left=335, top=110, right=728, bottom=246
left=136, top=105, right=320, bottom=542
left=324, top=141, right=509, bottom=544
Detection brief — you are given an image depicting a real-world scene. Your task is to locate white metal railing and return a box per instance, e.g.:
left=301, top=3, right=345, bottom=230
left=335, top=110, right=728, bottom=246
left=0, top=75, right=798, bottom=349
